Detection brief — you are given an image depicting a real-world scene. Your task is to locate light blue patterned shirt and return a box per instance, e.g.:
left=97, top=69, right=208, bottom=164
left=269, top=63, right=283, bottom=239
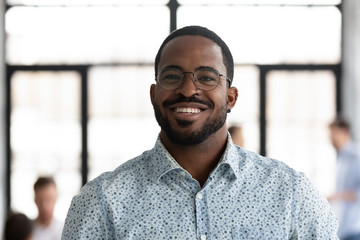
left=62, top=135, right=338, bottom=239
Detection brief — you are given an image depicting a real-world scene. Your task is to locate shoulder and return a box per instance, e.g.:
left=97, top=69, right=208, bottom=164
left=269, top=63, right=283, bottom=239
left=234, top=147, right=338, bottom=237
left=51, top=218, right=64, bottom=230
left=78, top=149, right=154, bottom=199
left=235, top=146, right=302, bottom=182
left=230, top=146, right=322, bottom=203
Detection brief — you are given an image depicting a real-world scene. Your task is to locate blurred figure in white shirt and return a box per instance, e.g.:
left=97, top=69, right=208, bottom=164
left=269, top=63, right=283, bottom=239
left=33, top=177, right=63, bottom=240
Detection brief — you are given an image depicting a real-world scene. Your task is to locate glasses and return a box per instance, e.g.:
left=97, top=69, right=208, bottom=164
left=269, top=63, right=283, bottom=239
left=156, top=67, right=231, bottom=91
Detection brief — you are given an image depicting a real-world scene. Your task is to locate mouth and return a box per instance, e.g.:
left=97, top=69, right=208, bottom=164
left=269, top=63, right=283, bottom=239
left=169, top=105, right=205, bottom=122
left=174, top=107, right=201, bottom=114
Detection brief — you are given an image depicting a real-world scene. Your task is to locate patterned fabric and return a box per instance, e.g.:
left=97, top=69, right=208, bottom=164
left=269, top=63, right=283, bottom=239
left=62, top=135, right=338, bottom=240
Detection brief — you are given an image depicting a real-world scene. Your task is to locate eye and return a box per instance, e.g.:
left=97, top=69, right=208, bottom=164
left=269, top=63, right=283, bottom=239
left=163, top=74, right=181, bottom=80
left=198, top=75, right=216, bottom=81
left=196, top=71, right=219, bottom=85
left=159, top=69, right=183, bottom=84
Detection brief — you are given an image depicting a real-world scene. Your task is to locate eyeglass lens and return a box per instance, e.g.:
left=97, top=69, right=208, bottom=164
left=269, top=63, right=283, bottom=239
left=157, top=68, right=220, bottom=91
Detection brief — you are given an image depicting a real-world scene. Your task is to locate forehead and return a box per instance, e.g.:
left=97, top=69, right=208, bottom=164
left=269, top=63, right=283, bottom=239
left=158, top=35, right=225, bottom=71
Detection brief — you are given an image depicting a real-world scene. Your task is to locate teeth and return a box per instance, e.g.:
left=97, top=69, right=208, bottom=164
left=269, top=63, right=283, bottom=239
left=175, top=107, right=201, bottom=114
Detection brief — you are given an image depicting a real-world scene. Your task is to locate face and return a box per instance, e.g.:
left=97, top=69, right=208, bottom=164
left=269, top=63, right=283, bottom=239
left=151, top=35, right=237, bottom=146
left=34, top=183, right=57, bottom=222
left=329, top=126, right=349, bottom=151
left=329, top=127, right=339, bottom=149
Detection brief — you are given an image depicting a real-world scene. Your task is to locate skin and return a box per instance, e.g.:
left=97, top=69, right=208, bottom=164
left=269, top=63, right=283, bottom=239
left=327, top=126, right=356, bottom=202
left=329, top=125, right=350, bottom=151
left=229, top=126, right=244, bottom=147
left=150, top=35, right=238, bottom=186
left=34, top=183, right=57, bottom=227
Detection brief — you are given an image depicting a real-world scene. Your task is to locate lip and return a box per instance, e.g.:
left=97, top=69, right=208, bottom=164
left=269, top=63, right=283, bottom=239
left=169, top=103, right=208, bottom=121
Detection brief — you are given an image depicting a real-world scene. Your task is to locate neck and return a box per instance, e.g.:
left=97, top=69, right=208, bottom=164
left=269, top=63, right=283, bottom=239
left=160, top=128, right=228, bottom=186
left=337, top=137, right=351, bottom=151
left=36, top=216, right=52, bottom=227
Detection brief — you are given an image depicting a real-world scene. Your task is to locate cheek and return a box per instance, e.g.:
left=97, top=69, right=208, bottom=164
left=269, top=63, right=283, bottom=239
left=212, top=90, right=228, bottom=107
left=151, top=87, right=162, bottom=107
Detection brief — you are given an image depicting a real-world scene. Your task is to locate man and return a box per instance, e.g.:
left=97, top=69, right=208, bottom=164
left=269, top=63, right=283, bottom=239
left=33, top=177, right=63, bottom=240
left=62, top=26, right=338, bottom=239
left=328, top=117, right=360, bottom=240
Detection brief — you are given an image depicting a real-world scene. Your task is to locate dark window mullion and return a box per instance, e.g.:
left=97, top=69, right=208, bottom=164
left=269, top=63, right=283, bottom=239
left=167, top=0, right=179, bottom=32
left=80, top=67, right=89, bottom=186
left=5, top=66, right=14, bottom=210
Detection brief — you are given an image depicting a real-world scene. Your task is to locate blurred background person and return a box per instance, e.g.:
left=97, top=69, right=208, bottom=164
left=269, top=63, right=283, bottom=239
left=32, top=177, right=63, bottom=240
left=228, top=125, right=245, bottom=147
left=4, top=212, right=33, bottom=240
left=327, top=117, right=360, bottom=240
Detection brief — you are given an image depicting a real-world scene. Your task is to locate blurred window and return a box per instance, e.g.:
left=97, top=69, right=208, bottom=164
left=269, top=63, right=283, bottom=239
left=88, top=66, right=159, bottom=180
left=178, top=5, right=341, bottom=64
left=10, top=71, right=81, bottom=220
left=5, top=6, right=169, bottom=64
left=266, top=70, right=337, bottom=195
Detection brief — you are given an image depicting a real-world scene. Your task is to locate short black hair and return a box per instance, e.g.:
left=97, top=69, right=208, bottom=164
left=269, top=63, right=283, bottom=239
left=34, top=176, right=56, bottom=191
left=329, top=116, right=350, bottom=131
left=5, top=212, right=33, bottom=240
left=154, top=25, right=234, bottom=86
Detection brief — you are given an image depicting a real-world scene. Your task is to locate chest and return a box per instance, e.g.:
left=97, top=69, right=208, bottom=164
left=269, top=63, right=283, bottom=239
left=104, top=178, right=294, bottom=239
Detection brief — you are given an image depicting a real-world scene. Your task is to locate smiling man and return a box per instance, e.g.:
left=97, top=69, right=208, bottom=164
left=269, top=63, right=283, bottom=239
left=62, top=26, right=338, bottom=239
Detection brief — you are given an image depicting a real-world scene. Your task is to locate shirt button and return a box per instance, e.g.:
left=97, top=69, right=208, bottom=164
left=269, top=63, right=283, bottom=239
left=201, top=235, right=206, bottom=240
left=180, top=171, right=186, bottom=177
left=197, top=193, right=203, bottom=199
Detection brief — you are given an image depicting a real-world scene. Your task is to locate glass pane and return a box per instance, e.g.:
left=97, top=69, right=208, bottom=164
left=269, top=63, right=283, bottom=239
left=266, top=70, right=336, bottom=195
left=178, top=6, right=341, bottom=64
left=88, top=66, right=160, bottom=180
left=228, top=65, right=259, bottom=153
left=6, top=6, right=169, bottom=64
left=7, top=0, right=167, bottom=5
left=179, top=0, right=341, bottom=5
left=11, top=71, right=82, bottom=221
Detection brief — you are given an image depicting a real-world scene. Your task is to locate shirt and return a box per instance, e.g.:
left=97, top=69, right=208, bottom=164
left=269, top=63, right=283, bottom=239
left=335, top=141, right=360, bottom=239
left=33, top=218, right=63, bottom=240
left=62, top=135, right=338, bottom=240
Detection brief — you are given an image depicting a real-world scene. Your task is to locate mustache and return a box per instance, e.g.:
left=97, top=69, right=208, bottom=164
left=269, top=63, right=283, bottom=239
left=162, top=95, right=214, bottom=109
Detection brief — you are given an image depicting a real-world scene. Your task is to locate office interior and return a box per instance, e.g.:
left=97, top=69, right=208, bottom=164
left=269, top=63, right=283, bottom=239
left=0, top=0, right=360, bottom=236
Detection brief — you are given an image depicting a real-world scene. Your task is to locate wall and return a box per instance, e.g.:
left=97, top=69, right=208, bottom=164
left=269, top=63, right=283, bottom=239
left=0, top=0, right=6, bottom=237
left=342, top=0, right=360, bottom=145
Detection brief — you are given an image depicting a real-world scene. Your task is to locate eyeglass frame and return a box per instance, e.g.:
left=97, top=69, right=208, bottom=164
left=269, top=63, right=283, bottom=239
left=155, top=66, right=232, bottom=91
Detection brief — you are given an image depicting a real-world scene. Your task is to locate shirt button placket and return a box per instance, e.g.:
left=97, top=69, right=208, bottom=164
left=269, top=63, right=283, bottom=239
left=195, top=192, right=208, bottom=240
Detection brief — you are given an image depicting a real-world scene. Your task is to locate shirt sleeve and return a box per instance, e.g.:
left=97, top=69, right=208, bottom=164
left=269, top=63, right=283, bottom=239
left=291, top=173, right=339, bottom=239
left=352, top=159, right=360, bottom=201
left=61, top=179, right=110, bottom=240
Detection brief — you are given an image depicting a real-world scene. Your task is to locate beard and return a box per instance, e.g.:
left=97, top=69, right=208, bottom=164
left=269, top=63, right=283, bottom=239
left=153, top=95, right=228, bottom=146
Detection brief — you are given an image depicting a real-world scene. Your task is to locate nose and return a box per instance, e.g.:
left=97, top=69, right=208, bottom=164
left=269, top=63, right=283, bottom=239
left=175, top=73, right=200, bottom=97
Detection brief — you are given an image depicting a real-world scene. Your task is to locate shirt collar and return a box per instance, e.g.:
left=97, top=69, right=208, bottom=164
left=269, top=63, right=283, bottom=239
left=150, top=136, right=184, bottom=183
left=151, top=133, right=243, bottom=183
left=215, top=133, right=242, bottom=179
left=338, top=140, right=360, bottom=160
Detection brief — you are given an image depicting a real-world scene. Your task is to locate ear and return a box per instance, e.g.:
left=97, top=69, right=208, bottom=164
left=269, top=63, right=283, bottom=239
left=226, top=86, right=238, bottom=111
left=150, top=84, right=156, bottom=107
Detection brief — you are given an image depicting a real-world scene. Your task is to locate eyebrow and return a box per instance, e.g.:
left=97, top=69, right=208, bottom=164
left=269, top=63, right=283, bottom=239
left=160, top=65, right=219, bottom=73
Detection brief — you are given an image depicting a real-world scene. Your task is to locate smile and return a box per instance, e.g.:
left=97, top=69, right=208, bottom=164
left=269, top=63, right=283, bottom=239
left=174, top=107, right=201, bottom=114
